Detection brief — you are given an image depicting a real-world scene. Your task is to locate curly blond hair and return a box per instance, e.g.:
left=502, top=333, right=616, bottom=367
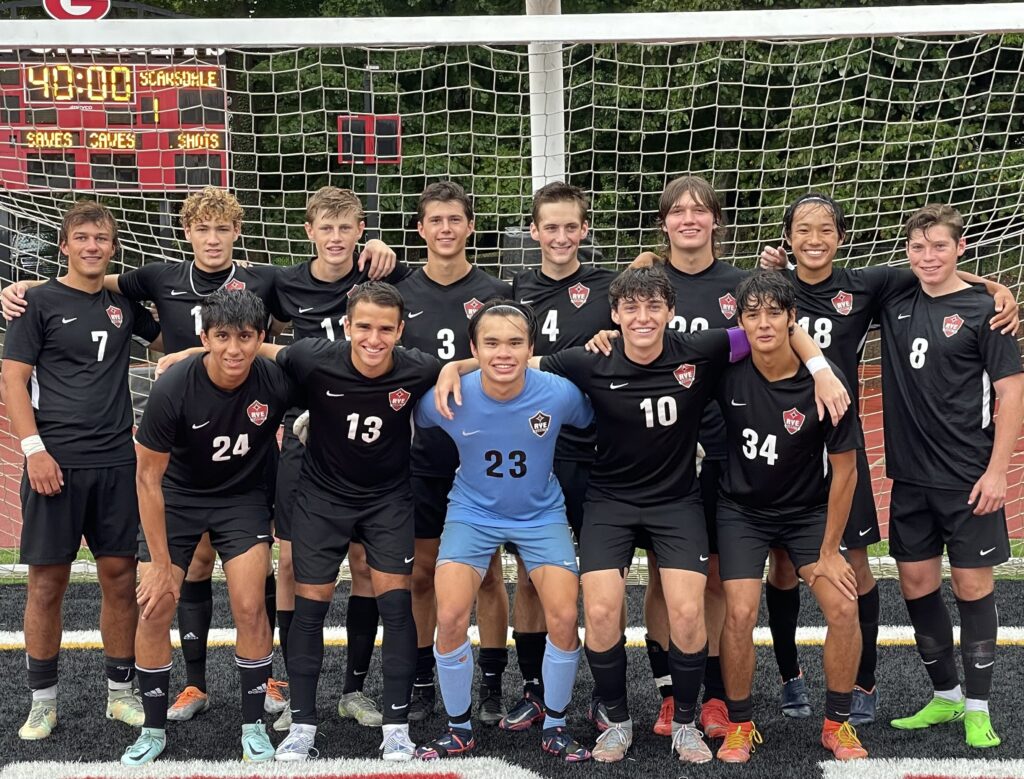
left=179, top=187, right=244, bottom=230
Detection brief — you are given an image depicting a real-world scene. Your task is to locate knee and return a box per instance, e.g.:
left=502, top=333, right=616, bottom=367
left=140, top=596, right=177, bottom=633
left=411, top=562, right=435, bottom=595
left=28, top=576, right=67, bottom=610
left=546, top=605, right=579, bottom=641
left=585, top=600, right=620, bottom=634
left=826, top=598, right=859, bottom=629
left=951, top=579, right=992, bottom=602
left=725, top=602, right=758, bottom=634
left=668, top=600, right=703, bottom=629
left=233, top=599, right=269, bottom=634
left=435, top=603, right=470, bottom=637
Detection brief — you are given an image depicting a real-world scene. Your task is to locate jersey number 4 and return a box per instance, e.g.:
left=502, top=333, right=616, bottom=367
left=484, top=450, right=527, bottom=478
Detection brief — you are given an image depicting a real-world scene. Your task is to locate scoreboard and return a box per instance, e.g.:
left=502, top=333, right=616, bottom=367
left=0, top=61, right=229, bottom=192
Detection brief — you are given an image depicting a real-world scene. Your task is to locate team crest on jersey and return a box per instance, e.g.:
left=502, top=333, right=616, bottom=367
left=783, top=407, right=805, bottom=435
left=247, top=400, right=269, bottom=426
left=719, top=293, right=737, bottom=320
left=464, top=298, right=484, bottom=319
left=674, top=363, right=696, bottom=388
left=568, top=282, right=590, bottom=309
left=831, top=290, right=853, bottom=316
left=529, top=411, right=552, bottom=437
left=389, top=387, right=411, bottom=411
left=224, top=278, right=247, bottom=292
left=105, top=305, right=123, bottom=328
left=943, top=313, right=965, bottom=338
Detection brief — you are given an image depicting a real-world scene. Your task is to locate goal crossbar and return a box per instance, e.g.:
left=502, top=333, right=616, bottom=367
left=4, top=3, right=1024, bottom=48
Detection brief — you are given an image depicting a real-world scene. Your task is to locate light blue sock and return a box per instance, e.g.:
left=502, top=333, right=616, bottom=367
left=542, top=637, right=581, bottom=730
left=435, top=639, right=474, bottom=731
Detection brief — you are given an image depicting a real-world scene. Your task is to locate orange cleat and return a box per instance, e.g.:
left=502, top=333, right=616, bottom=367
left=821, top=719, right=868, bottom=761
left=716, top=721, right=763, bottom=764
left=653, top=696, right=675, bottom=736
left=699, top=698, right=730, bottom=740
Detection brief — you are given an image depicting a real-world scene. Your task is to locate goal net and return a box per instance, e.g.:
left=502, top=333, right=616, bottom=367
left=1, top=6, right=1023, bottom=577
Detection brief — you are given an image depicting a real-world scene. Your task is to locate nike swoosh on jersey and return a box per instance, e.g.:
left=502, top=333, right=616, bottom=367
left=61, top=317, right=77, bottom=324
left=407, top=311, right=424, bottom=318
left=519, top=299, right=535, bottom=305
left=461, top=430, right=481, bottom=436
left=256, top=535, right=270, bottom=539
left=898, top=313, right=911, bottom=319
left=730, top=399, right=746, bottom=406
left=192, top=421, right=210, bottom=429
left=326, top=391, right=345, bottom=397
left=170, top=290, right=188, bottom=296
left=609, top=382, right=629, bottom=390
left=298, top=306, right=315, bottom=314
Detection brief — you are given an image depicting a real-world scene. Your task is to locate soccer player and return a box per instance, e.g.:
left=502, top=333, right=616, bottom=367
left=395, top=181, right=513, bottom=723
left=2, top=201, right=160, bottom=740
left=878, top=206, right=1023, bottom=748
left=501, top=182, right=615, bottom=731
left=123, top=290, right=293, bottom=765
left=267, top=186, right=405, bottom=732
left=435, top=267, right=849, bottom=764
left=757, top=193, right=1018, bottom=725
left=713, top=271, right=867, bottom=764
left=414, top=300, right=594, bottom=762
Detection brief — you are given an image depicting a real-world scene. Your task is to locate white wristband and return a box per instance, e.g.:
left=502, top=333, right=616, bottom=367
left=806, top=356, right=829, bottom=376
left=21, top=435, right=46, bottom=457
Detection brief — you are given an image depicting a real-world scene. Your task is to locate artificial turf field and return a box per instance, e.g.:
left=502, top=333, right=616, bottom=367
left=2, top=580, right=1024, bottom=778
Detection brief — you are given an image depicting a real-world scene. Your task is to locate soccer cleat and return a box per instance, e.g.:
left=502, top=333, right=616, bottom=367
left=166, top=686, right=210, bottom=721
left=477, top=687, right=506, bottom=726
left=653, top=695, right=675, bottom=736
left=337, top=691, right=383, bottom=727
left=274, top=724, right=317, bottom=762
left=414, top=726, right=476, bottom=760
left=699, top=697, right=730, bottom=740
left=18, top=699, right=56, bottom=740
left=964, top=710, right=1001, bottom=748
left=121, top=727, right=166, bottom=766
left=822, top=720, right=868, bottom=760
left=849, top=685, right=879, bottom=726
left=408, top=685, right=436, bottom=723
left=671, top=723, right=713, bottom=764
left=586, top=698, right=612, bottom=733
left=241, top=721, right=275, bottom=762
left=716, top=721, right=763, bottom=764
left=591, top=722, right=632, bottom=763
left=500, top=692, right=545, bottom=731
left=781, top=673, right=812, bottom=718
left=264, top=678, right=289, bottom=715
left=890, top=696, right=964, bottom=730
left=106, top=687, right=145, bottom=727
left=272, top=707, right=293, bottom=732
left=541, top=726, right=592, bottom=762
left=380, top=724, right=417, bottom=761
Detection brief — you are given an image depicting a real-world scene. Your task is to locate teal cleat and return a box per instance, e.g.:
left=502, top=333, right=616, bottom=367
left=121, top=727, right=166, bottom=766
left=241, top=721, right=275, bottom=762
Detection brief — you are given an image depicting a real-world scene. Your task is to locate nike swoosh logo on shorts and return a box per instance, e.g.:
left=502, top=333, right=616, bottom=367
left=192, top=421, right=210, bottom=429
left=326, top=391, right=345, bottom=397
left=170, top=290, right=188, bottom=296
left=980, top=547, right=996, bottom=556
left=257, top=535, right=270, bottom=539
left=404, top=556, right=415, bottom=563
left=699, top=555, right=709, bottom=561
left=858, top=528, right=872, bottom=536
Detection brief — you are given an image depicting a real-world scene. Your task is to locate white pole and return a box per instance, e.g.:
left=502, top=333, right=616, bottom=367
left=527, top=0, right=566, bottom=191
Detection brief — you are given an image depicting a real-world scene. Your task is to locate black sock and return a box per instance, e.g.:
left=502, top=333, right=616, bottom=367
left=904, top=588, right=959, bottom=691
left=513, top=630, right=546, bottom=697
left=726, top=695, right=753, bottom=723
left=343, top=595, right=379, bottom=694
left=178, top=578, right=213, bottom=693
left=277, top=609, right=294, bottom=671
left=414, top=644, right=436, bottom=690
left=957, top=592, right=997, bottom=701
left=585, top=637, right=629, bottom=723
left=825, top=689, right=852, bottom=723
left=136, top=663, right=171, bottom=729
left=265, top=573, right=277, bottom=637
left=669, top=642, right=707, bottom=724
left=766, top=582, right=801, bottom=681
left=26, top=653, right=59, bottom=691
left=237, top=652, right=272, bottom=724
left=702, top=655, right=726, bottom=703
left=646, top=635, right=672, bottom=699
left=856, top=585, right=880, bottom=690
left=104, top=655, right=135, bottom=685
left=288, top=595, right=331, bottom=726
left=377, top=589, right=416, bottom=725
left=478, top=646, right=508, bottom=697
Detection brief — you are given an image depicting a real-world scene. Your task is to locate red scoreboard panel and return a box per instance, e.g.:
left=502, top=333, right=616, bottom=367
left=0, top=61, right=229, bottom=192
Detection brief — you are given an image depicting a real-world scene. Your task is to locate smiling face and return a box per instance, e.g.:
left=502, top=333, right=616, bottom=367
left=184, top=217, right=240, bottom=272
left=61, top=220, right=115, bottom=282
left=343, top=299, right=404, bottom=378
left=200, top=323, right=264, bottom=388
left=661, top=191, right=715, bottom=257
left=418, top=200, right=474, bottom=262
left=305, top=208, right=365, bottom=271
left=906, top=224, right=965, bottom=290
left=612, top=294, right=673, bottom=355
left=470, top=312, right=533, bottom=394
left=530, top=200, right=588, bottom=273
left=788, top=202, right=842, bottom=276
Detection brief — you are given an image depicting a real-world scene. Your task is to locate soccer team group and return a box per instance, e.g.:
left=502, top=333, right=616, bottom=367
left=2, top=176, right=1022, bottom=768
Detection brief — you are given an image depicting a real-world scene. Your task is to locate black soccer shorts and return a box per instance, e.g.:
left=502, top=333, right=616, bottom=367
left=716, top=498, right=829, bottom=581
left=888, top=480, right=1010, bottom=568
left=841, top=448, right=881, bottom=549
left=554, top=457, right=591, bottom=542
left=412, top=473, right=454, bottom=540
left=19, top=464, right=138, bottom=565
left=273, top=411, right=304, bottom=542
left=699, top=457, right=725, bottom=555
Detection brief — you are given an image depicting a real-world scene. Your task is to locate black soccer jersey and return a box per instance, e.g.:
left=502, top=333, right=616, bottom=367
left=877, top=284, right=1023, bottom=489
left=664, top=260, right=749, bottom=460
left=513, top=264, right=616, bottom=462
left=541, top=329, right=733, bottom=506
left=118, top=261, right=277, bottom=352
left=135, top=353, right=294, bottom=507
left=275, top=339, right=442, bottom=500
left=788, top=265, right=916, bottom=408
left=717, top=358, right=863, bottom=518
left=396, top=267, right=512, bottom=477
left=271, top=257, right=414, bottom=341
left=3, top=280, right=159, bottom=468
